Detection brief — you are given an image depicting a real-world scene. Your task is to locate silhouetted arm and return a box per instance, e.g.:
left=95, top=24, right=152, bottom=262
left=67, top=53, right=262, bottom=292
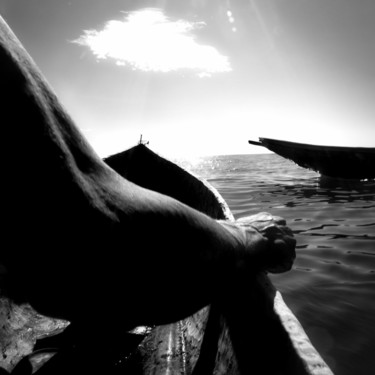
left=0, top=14, right=295, bottom=329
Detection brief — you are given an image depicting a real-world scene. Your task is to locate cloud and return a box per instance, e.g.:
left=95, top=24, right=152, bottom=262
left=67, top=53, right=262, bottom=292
left=72, top=8, right=231, bottom=76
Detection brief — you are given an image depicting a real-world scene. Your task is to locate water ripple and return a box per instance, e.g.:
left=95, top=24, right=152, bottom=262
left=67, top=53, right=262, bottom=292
left=178, top=153, right=375, bottom=375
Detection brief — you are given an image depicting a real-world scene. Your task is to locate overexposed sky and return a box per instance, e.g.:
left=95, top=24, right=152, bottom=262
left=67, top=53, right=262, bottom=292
left=72, top=9, right=231, bottom=75
left=2, top=0, right=375, bottom=158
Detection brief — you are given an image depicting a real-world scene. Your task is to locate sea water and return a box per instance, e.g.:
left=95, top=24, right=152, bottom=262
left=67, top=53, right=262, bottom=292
left=175, top=153, right=375, bottom=375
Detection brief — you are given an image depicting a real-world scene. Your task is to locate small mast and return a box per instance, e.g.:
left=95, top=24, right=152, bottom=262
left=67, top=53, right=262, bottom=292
left=139, top=134, right=149, bottom=146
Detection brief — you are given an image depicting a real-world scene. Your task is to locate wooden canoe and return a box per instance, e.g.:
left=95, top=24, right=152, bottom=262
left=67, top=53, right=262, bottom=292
left=104, top=144, right=333, bottom=374
left=249, top=138, right=375, bottom=180
left=0, top=144, right=333, bottom=374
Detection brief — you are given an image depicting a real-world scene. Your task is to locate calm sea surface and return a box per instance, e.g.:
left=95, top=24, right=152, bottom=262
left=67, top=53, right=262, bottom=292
left=176, top=153, right=375, bottom=375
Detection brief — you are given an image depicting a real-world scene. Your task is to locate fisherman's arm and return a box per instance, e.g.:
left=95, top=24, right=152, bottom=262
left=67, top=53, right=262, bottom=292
left=95, top=173, right=296, bottom=325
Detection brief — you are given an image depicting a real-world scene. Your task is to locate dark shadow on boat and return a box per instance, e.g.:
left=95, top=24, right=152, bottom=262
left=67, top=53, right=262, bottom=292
left=192, top=275, right=308, bottom=375
left=216, top=275, right=308, bottom=375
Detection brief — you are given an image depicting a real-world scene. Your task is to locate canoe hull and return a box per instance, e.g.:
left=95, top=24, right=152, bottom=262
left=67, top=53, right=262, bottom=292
left=250, top=138, right=375, bottom=179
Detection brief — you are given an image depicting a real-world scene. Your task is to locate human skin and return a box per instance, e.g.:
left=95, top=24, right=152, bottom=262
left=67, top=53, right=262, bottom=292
left=0, top=15, right=295, bottom=336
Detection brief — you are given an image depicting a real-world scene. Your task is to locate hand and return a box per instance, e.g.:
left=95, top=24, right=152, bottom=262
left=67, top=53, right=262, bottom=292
left=235, top=212, right=296, bottom=273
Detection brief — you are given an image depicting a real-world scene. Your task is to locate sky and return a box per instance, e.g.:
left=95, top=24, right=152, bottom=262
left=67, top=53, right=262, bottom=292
left=1, top=0, right=375, bottom=158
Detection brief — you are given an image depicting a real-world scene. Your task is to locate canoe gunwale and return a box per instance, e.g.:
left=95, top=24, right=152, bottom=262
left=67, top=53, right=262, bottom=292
left=259, top=137, right=375, bottom=153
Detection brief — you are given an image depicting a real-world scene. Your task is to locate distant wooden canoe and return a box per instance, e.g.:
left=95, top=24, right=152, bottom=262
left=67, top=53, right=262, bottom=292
left=249, top=138, right=375, bottom=179
left=104, top=144, right=333, bottom=375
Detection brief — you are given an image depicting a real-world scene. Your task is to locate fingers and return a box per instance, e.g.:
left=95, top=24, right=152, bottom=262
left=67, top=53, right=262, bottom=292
left=271, top=216, right=287, bottom=226
left=222, top=213, right=296, bottom=275
left=236, top=212, right=287, bottom=231
left=262, top=224, right=296, bottom=273
left=262, top=223, right=294, bottom=238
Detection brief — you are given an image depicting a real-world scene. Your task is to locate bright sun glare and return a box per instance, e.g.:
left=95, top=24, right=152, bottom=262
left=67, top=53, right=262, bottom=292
left=73, top=8, right=231, bottom=76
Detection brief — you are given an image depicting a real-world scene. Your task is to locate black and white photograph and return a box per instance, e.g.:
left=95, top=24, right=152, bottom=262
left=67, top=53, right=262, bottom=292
left=0, top=1, right=374, bottom=374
